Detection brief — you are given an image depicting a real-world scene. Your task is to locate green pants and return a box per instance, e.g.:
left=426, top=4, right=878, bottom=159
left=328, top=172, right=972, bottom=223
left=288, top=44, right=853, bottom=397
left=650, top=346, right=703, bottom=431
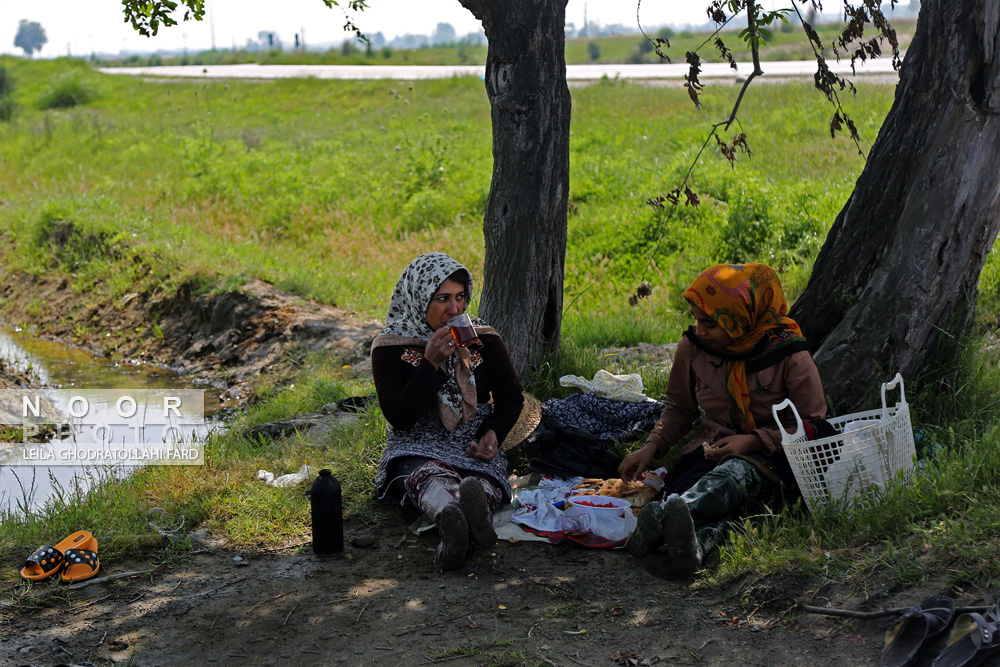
left=681, top=458, right=765, bottom=556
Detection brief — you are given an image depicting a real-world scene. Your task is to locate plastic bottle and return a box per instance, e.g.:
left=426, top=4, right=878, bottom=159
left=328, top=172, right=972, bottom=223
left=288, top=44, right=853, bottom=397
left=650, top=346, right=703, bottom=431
left=310, top=469, right=344, bottom=554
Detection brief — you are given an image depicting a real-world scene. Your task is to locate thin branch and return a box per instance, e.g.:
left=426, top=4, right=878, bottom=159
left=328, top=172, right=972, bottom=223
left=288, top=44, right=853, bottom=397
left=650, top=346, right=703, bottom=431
left=638, top=0, right=739, bottom=65
left=721, top=0, right=765, bottom=129
left=283, top=605, right=297, bottom=626
left=65, top=570, right=149, bottom=590
left=790, top=1, right=868, bottom=159
left=636, top=0, right=670, bottom=63
left=802, top=604, right=992, bottom=619
left=395, top=610, right=485, bottom=637
left=694, top=10, right=741, bottom=53
left=723, top=73, right=760, bottom=132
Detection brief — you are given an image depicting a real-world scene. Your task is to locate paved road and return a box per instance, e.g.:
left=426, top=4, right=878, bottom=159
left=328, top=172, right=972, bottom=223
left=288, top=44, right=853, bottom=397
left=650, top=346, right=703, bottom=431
left=99, top=59, right=899, bottom=81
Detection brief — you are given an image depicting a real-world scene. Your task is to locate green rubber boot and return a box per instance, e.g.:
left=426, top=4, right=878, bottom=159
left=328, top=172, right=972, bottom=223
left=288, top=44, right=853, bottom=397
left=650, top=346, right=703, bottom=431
left=662, top=495, right=703, bottom=576
left=626, top=501, right=667, bottom=558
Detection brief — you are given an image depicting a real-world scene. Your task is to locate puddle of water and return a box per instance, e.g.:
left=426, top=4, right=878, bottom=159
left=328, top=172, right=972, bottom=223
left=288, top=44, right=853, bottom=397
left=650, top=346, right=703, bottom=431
left=0, top=326, right=226, bottom=513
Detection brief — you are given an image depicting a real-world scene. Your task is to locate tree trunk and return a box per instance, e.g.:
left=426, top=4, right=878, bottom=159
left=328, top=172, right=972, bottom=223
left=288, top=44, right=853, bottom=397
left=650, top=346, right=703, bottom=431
left=459, top=0, right=571, bottom=376
left=790, top=0, right=1000, bottom=410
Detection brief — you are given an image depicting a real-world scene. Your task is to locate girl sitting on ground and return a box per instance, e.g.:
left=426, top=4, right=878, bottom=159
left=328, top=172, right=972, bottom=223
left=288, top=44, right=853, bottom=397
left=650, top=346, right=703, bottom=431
left=619, top=263, right=827, bottom=576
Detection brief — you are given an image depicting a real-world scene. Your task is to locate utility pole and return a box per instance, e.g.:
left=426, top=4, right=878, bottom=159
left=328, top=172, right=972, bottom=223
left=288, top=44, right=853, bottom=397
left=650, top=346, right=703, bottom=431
left=582, top=4, right=588, bottom=37
left=300, top=27, right=306, bottom=50
left=209, top=3, right=217, bottom=50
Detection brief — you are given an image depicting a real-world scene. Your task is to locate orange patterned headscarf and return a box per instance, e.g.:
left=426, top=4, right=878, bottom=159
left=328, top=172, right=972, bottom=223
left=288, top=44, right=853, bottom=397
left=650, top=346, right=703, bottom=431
left=683, top=264, right=807, bottom=433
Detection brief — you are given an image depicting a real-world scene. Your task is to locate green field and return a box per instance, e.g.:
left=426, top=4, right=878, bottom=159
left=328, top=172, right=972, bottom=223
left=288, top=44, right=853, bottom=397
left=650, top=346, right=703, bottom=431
left=2, top=51, right=1000, bottom=590
left=0, top=56, right=897, bottom=335
left=96, top=18, right=917, bottom=68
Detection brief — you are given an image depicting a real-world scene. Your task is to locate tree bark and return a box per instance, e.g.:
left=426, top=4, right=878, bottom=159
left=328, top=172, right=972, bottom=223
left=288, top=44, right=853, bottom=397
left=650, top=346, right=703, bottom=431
left=459, top=0, right=571, bottom=376
left=791, top=0, right=1000, bottom=410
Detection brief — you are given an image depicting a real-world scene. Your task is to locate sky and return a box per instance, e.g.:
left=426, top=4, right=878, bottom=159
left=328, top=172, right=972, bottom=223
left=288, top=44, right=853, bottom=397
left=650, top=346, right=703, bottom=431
left=0, top=0, right=724, bottom=58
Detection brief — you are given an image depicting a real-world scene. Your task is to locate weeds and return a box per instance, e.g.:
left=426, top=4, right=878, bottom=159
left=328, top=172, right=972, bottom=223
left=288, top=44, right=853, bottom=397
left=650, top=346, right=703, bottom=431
left=36, top=68, right=100, bottom=109
left=0, top=356, right=380, bottom=556
left=0, top=64, right=14, bottom=121
left=708, top=332, right=1000, bottom=588
left=0, top=57, right=893, bottom=318
left=429, top=640, right=544, bottom=667
left=1, top=52, right=999, bottom=592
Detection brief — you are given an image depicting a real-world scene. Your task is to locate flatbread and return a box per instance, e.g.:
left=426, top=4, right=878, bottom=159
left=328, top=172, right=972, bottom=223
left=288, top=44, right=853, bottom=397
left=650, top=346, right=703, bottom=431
left=572, top=478, right=657, bottom=509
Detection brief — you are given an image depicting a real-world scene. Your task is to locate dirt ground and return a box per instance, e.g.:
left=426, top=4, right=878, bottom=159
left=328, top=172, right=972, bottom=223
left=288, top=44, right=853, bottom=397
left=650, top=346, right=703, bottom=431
left=3, top=513, right=945, bottom=667
left=1, top=267, right=993, bottom=667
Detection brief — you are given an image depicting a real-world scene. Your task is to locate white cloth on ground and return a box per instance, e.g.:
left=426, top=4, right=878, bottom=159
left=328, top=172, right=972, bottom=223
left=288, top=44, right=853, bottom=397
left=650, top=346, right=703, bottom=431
left=257, top=464, right=314, bottom=488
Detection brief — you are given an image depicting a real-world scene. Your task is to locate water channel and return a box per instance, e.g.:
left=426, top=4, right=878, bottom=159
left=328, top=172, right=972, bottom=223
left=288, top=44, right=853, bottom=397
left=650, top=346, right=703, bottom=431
left=0, top=326, right=225, bottom=514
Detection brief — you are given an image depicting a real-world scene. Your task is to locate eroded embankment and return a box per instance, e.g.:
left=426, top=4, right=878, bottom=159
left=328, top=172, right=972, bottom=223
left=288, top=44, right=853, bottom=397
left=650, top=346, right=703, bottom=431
left=0, top=269, right=382, bottom=398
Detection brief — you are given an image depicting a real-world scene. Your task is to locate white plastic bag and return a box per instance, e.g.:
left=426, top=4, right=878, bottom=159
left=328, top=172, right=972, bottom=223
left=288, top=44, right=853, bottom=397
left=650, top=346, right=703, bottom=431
left=510, top=488, right=637, bottom=541
left=561, top=504, right=637, bottom=542
left=257, top=464, right=314, bottom=488
left=825, top=422, right=885, bottom=503
left=559, top=369, right=649, bottom=402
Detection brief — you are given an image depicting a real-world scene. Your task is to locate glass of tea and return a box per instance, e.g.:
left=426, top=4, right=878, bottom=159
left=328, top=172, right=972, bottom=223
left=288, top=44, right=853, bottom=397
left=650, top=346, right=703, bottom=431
left=446, top=313, right=477, bottom=347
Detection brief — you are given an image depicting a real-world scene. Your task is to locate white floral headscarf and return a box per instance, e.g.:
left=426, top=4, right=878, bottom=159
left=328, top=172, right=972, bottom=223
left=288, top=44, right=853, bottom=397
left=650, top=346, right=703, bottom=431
left=371, top=253, right=495, bottom=430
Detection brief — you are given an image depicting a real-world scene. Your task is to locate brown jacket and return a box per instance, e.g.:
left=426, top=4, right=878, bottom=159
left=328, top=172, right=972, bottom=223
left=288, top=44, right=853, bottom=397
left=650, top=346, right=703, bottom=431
left=645, top=336, right=826, bottom=457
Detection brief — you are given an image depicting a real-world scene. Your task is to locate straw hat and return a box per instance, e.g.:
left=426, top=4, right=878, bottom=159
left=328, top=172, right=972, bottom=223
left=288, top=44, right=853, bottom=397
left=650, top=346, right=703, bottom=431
left=501, top=392, right=542, bottom=451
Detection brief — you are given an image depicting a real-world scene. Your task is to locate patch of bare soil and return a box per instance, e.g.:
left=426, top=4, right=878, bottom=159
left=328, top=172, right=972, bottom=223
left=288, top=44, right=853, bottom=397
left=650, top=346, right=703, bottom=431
left=0, top=271, right=382, bottom=398
left=2, top=268, right=993, bottom=667
left=5, top=514, right=953, bottom=667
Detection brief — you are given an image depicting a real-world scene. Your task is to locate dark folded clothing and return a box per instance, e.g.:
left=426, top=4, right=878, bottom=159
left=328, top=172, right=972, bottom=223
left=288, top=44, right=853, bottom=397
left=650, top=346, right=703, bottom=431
left=540, top=392, right=665, bottom=442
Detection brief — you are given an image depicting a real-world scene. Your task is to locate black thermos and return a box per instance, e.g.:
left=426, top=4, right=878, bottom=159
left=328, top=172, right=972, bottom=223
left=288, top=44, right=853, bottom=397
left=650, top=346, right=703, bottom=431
left=310, top=469, right=344, bottom=554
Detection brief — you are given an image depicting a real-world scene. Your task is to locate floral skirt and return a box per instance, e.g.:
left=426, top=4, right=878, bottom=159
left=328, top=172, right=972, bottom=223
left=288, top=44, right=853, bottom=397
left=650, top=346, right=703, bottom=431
left=375, top=404, right=511, bottom=505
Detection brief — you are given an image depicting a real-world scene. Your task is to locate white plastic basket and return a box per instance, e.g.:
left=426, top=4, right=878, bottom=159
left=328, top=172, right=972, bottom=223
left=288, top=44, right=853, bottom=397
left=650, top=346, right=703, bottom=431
left=771, top=373, right=916, bottom=513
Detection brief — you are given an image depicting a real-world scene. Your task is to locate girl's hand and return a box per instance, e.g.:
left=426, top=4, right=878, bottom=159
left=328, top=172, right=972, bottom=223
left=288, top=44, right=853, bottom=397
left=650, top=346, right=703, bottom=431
left=424, top=327, right=458, bottom=368
left=468, top=430, right=499, bottom=462
left=703, top=433, right=763, bottom=463
left=619, top=442, right=657, bottom=482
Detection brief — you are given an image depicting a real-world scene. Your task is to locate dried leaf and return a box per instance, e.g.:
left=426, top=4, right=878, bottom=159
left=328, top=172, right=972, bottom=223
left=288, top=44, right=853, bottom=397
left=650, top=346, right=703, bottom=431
left=707, top=1, right=726, bottom=23
left=686, top=83, right=701, bottom=107
left=846, top=115, right=859, bottom=141
left=684, top=51, right=704, bottom=108
left=653, top=36, right=671, bottom=63
left=684, top=186, right=700, bottom=207
left=829, top=111, right=843, bottom=139
left=714, top=37, right=737, bottom=71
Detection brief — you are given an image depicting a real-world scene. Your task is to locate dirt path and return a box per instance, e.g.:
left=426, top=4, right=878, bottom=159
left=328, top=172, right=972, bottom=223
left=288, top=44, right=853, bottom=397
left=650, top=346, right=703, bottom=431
left=5, top=513, right=905, bottom=667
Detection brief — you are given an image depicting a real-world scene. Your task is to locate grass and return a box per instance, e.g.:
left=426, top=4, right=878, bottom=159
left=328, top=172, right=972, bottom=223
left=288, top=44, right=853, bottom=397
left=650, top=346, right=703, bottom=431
left=4, top=329, right=999, bottom=596
left=0, top=356, right=379, bottom=567
left=1, top=36, right=1000, bottom=596
left=0, top=55, right=899, bottom=323
left=707, top=331, right=1000, bottom=588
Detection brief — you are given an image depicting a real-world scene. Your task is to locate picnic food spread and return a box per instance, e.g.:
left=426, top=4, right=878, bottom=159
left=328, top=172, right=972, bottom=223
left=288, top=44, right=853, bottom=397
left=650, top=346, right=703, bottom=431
left=572, top=477, right=658, bottom=512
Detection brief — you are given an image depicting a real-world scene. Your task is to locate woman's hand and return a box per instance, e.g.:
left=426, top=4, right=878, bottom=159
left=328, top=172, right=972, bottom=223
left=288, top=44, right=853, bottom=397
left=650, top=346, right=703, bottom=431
left=703, top=433, right=763, bottom=463
left=424, top=327, right=458, bottom=368
left=619, top=442, right=658, bottom=482
left=468, top=430, right=499, bottom=462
